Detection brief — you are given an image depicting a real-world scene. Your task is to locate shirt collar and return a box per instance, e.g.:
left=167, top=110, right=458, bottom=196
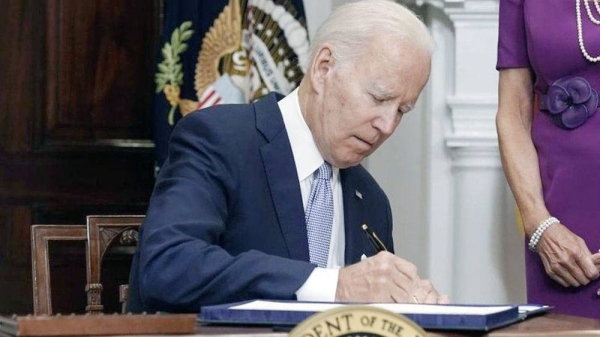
left=279, top=88, right=325, bottom=181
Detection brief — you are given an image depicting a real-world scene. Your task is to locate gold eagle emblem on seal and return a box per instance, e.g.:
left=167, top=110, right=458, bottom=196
left=156, top=0, right=309, bottom=124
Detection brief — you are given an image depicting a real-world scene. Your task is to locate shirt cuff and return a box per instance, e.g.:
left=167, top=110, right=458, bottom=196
left=295, top=267, right=339, bottom=301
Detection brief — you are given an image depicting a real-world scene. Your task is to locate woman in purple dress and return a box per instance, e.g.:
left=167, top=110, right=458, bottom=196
left=496, top=0, right=600, bottom=319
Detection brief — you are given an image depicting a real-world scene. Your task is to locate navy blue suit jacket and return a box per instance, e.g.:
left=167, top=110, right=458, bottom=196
left=128, top=93, right=394, bottom=313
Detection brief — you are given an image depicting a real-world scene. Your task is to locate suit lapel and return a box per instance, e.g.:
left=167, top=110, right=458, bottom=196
left=256, top=94, right=310, bottom=262
left=341, top=168, right=366, bottom=265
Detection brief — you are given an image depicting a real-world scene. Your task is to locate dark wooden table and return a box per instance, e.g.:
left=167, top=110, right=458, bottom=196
left=195, top=314, right=600, bottom=337
left=1, top=313, right=597, bottom=337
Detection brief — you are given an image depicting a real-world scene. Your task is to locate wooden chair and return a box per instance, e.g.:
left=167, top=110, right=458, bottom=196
left=85, top=215, right=144, bottom=314
left=31, top=225, right=87, bottom=315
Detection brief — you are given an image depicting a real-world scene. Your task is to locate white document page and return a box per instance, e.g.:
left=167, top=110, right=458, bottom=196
left=230, top=300, right=514, bottom=315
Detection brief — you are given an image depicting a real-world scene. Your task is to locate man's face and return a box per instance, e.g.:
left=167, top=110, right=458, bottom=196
left=306, top=34, right=431, bottom=169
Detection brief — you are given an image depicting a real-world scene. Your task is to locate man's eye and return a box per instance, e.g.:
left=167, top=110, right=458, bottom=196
left=371, top=95, right=385, bottom=103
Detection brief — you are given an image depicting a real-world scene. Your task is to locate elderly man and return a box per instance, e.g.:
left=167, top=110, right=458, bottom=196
left=128, top=0, right=448, bottom=313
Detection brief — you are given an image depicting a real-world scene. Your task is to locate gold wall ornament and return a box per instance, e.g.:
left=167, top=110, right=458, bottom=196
left=159, top=0, right=309, bottom=118
left=194, top=0, right=243, bottom=100
left=154, top=21, right=194, bottom=125
left=289, top=306, right=427, bottom=337
left=191, top=0, right=309, bottom=112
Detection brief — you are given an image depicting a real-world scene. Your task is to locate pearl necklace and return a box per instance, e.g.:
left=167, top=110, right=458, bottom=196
left=576, top=0, right=600, bottom=62
left=583, top=0, right=600, bottom=24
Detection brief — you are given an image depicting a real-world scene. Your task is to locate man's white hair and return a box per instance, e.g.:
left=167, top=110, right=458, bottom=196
left=307, top=0, right=434, bottom=68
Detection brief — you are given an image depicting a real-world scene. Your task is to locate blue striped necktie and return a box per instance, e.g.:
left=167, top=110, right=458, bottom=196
left=305, top=162, right=333, bottom=268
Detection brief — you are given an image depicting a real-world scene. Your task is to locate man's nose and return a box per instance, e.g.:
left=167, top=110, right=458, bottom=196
left=373, top=110, right=400, bottom=135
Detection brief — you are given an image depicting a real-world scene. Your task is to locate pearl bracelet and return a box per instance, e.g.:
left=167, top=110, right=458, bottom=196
left=528, top=217, right=560, bottom=252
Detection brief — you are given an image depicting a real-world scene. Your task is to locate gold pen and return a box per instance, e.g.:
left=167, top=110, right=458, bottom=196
left=361, top=223, right=388, bottom=252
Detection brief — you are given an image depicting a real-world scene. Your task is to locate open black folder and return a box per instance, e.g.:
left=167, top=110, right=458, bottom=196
left=199, top=300, right=551, bottom=331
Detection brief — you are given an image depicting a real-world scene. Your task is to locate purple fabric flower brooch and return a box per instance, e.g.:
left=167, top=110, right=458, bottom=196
left=540, top=76, right=599, bottom=129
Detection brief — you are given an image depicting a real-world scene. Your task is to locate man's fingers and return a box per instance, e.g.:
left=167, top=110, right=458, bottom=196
left=390, top=272, right=416, bottom=297
left=389, top=289, right=410, bottom=303
left=438, top=294, right=451, bottom=304
left=411, top=288, right=427, bottom=304
left=420, top=290, right=439, bottom=304
left=336, top=252, right=444, bottom=304
left=413, top=279, right=440, bottom=304
left=388, top=254, right=418, bottom=281
left=375, top=252, right=420, bottom=302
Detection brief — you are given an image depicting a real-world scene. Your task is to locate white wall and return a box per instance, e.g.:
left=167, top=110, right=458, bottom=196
left=304, top=0, right=361, bottom=39
left=369, top=0, right=526, bottom=304
left=303, top=2, right=332, bottom=39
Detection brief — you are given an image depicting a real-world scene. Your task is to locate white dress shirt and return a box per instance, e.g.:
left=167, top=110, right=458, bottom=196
left=278, top=88, right=344, bottom=301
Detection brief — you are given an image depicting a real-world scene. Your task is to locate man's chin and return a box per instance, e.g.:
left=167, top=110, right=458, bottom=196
left=331, top=156, right=364, bottom=169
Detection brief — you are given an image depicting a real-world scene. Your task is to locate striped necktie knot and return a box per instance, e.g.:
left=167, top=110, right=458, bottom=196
left=315, top=162, right=332, bottom=180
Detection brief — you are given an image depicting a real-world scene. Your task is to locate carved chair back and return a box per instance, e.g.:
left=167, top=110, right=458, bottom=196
left=85, top=215, right=144, bottom=314
left=31, top=225, right=87, bottom=315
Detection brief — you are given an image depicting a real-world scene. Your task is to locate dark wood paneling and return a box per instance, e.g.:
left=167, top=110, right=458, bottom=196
left=0, top=152, right=154, bottom=205
left=44, top=0, right=156, bottom=145
left=0, top=207, right=35, bottom=315
left=0, top=0, right=161, bottom=315
left=0, top=0, right=44, bottom=153
left=0, top=207, right=33, bottom=263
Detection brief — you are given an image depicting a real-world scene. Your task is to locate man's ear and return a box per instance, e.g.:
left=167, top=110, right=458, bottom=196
left=309, top=43, right=334, bottom=93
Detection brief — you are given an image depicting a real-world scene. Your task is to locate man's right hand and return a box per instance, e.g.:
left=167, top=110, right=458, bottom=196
left=335, top=251, right=449, bottom=304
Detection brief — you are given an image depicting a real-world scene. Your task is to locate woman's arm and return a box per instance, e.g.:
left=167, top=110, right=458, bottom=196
left=497, top=69, right=545, bottom=235
left=497, top=68, right=599, bottom=287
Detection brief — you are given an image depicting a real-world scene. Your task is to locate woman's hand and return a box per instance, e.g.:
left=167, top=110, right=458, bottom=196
left=536, top=223, right=599, bottom=287
left=593, top=250, right=600, bottom=296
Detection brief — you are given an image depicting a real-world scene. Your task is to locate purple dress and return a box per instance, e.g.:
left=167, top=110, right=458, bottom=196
left=497, top=0, right=600, bottom=319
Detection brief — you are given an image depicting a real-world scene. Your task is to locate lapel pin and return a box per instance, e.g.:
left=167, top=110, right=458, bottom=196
left=355, top=190, right=362, bottom=199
